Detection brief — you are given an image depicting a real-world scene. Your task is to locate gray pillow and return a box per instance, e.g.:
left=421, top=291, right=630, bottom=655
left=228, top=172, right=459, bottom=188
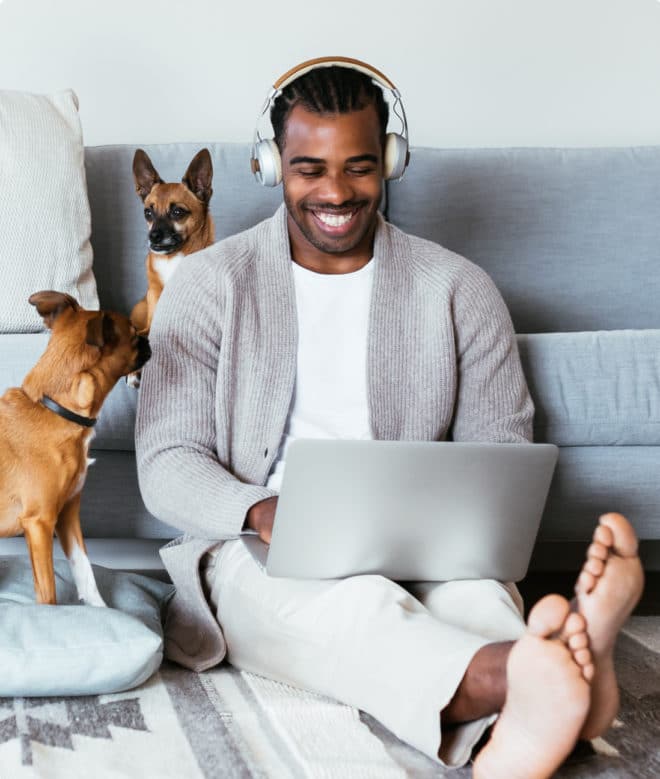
left=0, top=89, right=99, bottom=333
left=0, top=556, right=174, bottom=696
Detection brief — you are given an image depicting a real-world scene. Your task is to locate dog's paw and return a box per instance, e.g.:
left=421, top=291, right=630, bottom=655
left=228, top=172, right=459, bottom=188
left=126, top=371, right=141, bottom=389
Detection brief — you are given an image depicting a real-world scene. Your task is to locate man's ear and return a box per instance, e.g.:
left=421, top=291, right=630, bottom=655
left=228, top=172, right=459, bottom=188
left=133, top=149, right=163, bottom=201
left=28, top=290, right=80, bottom=329
left=182, top=148, right=213, bottom=204
left=86, top=313, right=119, bottom=349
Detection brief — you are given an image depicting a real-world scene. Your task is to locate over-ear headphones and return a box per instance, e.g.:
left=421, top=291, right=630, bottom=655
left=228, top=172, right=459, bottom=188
left=250, top=56, right=410, bottom=188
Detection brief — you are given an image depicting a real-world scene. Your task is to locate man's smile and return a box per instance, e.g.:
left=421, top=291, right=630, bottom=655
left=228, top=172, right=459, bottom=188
left=309, top=206, right=361, bottom=234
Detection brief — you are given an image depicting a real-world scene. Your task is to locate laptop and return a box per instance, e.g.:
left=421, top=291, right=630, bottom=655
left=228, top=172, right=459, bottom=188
left=242, top=439, right=558, bottom=582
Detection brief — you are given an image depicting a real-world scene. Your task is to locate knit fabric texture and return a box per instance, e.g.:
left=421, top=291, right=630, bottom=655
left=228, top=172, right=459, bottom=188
left=135, top=204, right=534, bottom=670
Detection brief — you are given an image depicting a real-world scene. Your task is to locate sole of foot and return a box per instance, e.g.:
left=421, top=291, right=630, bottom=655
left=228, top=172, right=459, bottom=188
left=575, top=512, right=645, bottom=740
left=473, top=594, right=591, bottom=779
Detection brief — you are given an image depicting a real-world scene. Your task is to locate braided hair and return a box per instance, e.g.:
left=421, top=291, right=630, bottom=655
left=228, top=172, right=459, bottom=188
left=270, top=65, right=389, bottom=151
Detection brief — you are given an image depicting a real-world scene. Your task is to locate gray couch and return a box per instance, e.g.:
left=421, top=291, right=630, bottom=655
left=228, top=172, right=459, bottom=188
left=2, top=143, right=658, bottom=572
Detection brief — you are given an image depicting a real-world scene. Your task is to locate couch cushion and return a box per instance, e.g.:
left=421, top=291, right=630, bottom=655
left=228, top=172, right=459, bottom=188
left=0, top=556, right=173, bottom=696
left=0, top=89, right=98, bottom=333
left=538, top=445, right=660, bottom=541
left=5, top=329, right=659, bottom=454
left=518, top=330, right=660, bottom=446
left=0, top=333, right=50, bottom=386
left=80, top=451, right=178, bottom=538
left=388, top=147, right=660, bottom=333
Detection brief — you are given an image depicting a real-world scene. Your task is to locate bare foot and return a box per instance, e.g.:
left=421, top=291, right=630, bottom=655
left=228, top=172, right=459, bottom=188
left=473, top=594, right=591, bottom=779
left=575, top=512, right=645, bottom=740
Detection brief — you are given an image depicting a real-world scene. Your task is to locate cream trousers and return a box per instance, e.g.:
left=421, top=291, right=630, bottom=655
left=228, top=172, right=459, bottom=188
left=202, top=538, right=526, bottom=767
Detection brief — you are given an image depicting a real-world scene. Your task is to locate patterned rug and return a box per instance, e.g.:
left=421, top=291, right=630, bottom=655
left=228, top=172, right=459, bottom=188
left=1, top=617, right=658, bottom=778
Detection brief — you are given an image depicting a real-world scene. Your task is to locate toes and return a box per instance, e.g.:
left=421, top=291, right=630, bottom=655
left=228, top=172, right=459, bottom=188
left=587, top=541, right=609, bottom=562
left=563, top=610, right=586, bottom=638
left=568, top=632, right=589, bottom=651
left=584, top=557, right=605, bottom=577
left=599, top=513, right=639, bottom=558
left=573, top=647, right=592, bottom=667
left=582, top=662, right=595, bottom=682
left=563, top=612, right=590, bottom=658
left=579, top=513, right=640, bottom=597
left=561, top=611, right=593, bottom=679
left=576, top=569, right=596, bottom=595
left=578, top=537, right=608, bottom=590
left=528, top=594, right=571, bottom=637
left=573, top=646, right=595, bottom=683
left=593, top=524, right=614, bottom=548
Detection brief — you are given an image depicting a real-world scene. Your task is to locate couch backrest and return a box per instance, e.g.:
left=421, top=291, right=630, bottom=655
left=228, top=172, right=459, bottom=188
left=86, top=143, right=660, bottom=334
left=388, top=147, right=660, bottom=333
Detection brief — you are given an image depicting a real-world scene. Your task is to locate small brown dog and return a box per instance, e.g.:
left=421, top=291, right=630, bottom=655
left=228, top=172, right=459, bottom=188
left=130, top=148, right=215, bottom=338
left=0, top=291, right=151, bottom=605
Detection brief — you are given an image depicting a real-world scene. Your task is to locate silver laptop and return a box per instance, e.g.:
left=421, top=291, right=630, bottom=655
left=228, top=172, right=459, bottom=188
left=243, top=439, right=558, bottom=582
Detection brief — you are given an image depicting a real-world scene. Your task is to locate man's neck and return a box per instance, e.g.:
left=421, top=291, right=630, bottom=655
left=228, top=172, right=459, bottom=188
left=291, top=254, right=372, bottom=275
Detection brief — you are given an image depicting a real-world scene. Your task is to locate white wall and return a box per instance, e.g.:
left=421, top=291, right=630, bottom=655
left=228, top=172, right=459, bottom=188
left=1, top=0, right=659, bottom=149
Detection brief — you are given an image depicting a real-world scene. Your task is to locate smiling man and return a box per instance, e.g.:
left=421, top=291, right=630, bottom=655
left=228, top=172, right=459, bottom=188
left=136, top=61, right=643, bottom=776
left=281, top=104, right=383, bottom=271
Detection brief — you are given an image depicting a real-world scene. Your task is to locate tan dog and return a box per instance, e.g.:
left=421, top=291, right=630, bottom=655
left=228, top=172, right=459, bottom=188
left=130, top=148, right=215, bottom=338
left=0, top=291, right=151, bottom=605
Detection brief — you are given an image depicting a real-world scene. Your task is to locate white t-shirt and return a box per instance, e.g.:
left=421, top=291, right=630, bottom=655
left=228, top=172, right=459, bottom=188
left=266, top=258, right=375, bottom=491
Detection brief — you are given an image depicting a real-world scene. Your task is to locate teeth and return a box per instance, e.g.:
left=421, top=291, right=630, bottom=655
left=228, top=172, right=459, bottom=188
left=316, top=211, right=354, bottom=227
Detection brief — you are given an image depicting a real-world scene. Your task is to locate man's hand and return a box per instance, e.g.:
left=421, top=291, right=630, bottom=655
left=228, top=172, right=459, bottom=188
left=245, top=496, right=278, bottom=544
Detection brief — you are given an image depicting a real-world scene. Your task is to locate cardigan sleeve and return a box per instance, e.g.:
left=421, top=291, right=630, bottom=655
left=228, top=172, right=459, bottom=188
left=450, top=263, right=534, bottom=444
left=134, top=250, right=275, bottom=540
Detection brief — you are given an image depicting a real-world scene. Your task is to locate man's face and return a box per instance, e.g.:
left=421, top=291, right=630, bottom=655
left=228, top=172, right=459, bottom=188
left=281, top=103, right=384, bottom=271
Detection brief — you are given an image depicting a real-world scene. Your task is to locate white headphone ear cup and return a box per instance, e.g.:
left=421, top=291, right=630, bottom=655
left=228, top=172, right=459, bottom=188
left=253, top=138, right=282, bottom=187
left=383, top=133, right=409, bottom=181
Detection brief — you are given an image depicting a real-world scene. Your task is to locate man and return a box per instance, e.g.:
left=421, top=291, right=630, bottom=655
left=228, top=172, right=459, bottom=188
left=135, top=61, right=644, bottom=775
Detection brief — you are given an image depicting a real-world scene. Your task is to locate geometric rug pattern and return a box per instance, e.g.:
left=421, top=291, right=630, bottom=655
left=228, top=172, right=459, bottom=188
left=0, top=616, right=658, bottom=777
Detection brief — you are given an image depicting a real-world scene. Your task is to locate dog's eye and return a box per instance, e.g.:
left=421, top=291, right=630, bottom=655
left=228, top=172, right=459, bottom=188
left=170, top=207, right=188, bottom=220
left=144, top=208, right=153, bottom=221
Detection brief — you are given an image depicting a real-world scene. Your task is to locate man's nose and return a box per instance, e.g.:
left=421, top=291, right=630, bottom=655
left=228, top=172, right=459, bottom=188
left=318, top=171, right=354, bottom=203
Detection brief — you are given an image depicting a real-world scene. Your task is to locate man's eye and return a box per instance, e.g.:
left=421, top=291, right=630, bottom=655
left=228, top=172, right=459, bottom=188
left=298, top=169, right=322, bottom=178
left=348, top=167, right=374, bottom=176
left=144, top=208, right=153, bottom=220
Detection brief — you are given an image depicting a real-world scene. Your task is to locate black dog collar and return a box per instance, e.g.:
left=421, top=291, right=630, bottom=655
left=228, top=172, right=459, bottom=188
left=40, top=395, right=97, bottom=428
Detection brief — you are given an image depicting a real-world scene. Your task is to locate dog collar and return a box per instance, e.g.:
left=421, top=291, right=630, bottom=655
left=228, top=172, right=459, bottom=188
left=40, top=395, right=97, bottom=428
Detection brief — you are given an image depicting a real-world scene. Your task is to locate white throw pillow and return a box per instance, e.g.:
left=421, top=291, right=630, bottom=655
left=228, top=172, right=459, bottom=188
left=0, top=89, right=98, bottom=332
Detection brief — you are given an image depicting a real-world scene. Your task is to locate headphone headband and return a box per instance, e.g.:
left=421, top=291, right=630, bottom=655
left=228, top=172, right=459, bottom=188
left=273, top=56, right=397, bottom=92
left=251, top=56, right=410, bottom=186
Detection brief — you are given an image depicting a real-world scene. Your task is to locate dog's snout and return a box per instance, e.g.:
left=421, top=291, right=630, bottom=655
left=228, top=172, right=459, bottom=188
left=148, top=219, right=182, bottom=253
left=137, top=335, right=151, bottom=364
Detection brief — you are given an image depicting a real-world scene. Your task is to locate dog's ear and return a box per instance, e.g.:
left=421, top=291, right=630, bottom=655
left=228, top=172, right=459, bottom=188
left=183, top=148, right=213, bottom=204
left=86, top=313, right=119, bottom=350
left=29, top=291, right=80, bottom=328
left=133, top=149, right=163, bottom=201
